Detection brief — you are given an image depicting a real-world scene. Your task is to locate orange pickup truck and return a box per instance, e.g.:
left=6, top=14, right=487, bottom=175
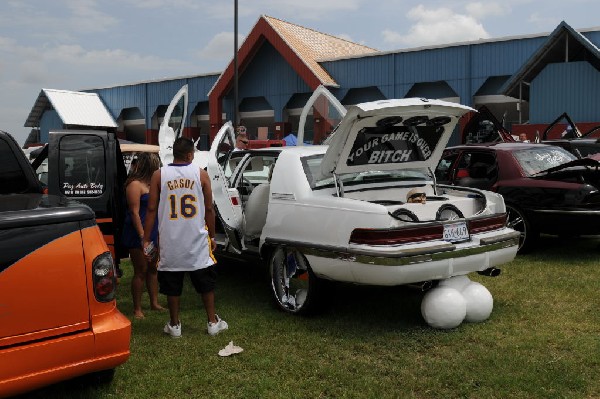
left=0, top=130, right=130, bottom=398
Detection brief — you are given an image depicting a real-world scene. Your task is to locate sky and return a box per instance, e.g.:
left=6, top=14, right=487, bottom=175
left=0, top=0, right=598, bottom=146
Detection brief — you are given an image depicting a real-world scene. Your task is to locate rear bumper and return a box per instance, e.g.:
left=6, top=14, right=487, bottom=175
left=269, top=229, right=519, bottom=286
left=0, top=308, right=130, bottom=398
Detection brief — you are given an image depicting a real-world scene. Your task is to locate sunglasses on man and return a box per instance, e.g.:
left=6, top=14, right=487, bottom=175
left=407, top=192, right=427, bottom=203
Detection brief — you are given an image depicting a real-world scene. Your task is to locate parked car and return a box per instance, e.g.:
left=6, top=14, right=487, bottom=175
left=435, top=142, right=600, bottom=252
left=540, top=136, right=600, bottom=160
left=540, top=112, right=600, bottom=160
left=461, top=107, right=600, bottom=161
left=30, top=130, right=129, bottom=264
left=201, top=87, right=519, bottom=328
left=0, top=131, right=130, bottom=397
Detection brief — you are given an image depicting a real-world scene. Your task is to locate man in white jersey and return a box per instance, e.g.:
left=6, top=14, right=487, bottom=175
left=143, top=137, right=228, bottom=338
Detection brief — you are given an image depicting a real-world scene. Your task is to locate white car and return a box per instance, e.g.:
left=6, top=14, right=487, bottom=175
left=202, top=86, right=519, bottom=329
left=156, top=85, right=519, bottom=328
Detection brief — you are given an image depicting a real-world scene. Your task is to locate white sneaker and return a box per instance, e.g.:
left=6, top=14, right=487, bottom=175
left=207, top=315, right=228, bottom=336
left=163, top=322, right=181, bottom=338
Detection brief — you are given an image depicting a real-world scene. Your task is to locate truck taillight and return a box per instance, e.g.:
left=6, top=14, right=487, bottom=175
left=93, top=252, right=117, bottom=302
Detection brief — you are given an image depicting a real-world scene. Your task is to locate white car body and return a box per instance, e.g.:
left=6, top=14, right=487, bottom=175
left=161, top=85, right=519, bottom=328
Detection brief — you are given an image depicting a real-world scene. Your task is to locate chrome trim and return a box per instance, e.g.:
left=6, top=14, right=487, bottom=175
left=264, top=231, right=519, bottom=267
left=531, top=209, right=600, bottom=216
left=350, top=242, right=456, bottom=257
left=479, top=230, right=520, bottom=245
left=271, top=193, right=296, bottom=201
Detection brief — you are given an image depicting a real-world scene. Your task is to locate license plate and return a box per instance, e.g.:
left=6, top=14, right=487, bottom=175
left=443, top=221, right=470, bottom=242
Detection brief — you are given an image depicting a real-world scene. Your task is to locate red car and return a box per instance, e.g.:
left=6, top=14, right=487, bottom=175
left=436, top=142, right=600, bottom=252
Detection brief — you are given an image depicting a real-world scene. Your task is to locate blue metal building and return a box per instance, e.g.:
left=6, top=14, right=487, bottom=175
left=24, top=17, right=600, bottom=147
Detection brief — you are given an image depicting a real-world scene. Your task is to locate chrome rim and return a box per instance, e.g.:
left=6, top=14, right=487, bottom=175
left=270, top=247, right=310, bottom=312
left=439, top=209, right=461, bottom=220
left=506, top=206, right=525, bottom=250
left=436, top=204, right=464, bottom=221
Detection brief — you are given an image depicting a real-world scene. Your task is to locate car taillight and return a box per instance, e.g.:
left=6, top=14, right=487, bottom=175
left=468, top=213, right=507, bottom=234
left=93, top=252, right=117, bottom=302
left=350, top=214, right=508, bottom=246
left=350, top=225, right=443, bottom=245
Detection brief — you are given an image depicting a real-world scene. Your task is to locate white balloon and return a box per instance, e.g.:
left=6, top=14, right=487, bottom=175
left=421, top=287, right=466, bottom=329
left=462, top=282, right=494, bottom=323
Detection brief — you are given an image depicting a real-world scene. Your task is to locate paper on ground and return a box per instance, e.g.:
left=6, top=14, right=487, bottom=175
left=218, top=341, right=244, bottom=357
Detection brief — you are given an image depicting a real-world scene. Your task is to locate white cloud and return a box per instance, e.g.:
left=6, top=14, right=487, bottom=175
left=198, top=32, right=245, bottom=63
left=121, top=0, right=203, bottom=9
left=120, top=0, right=234, bottom=20
left=123, top=0, right=364, bottom=20
left=528, top=12, right=561, bottom=29
left=382, top=5, right=490, bottom=48
left=0, top=38, right=193, bottom=89
left=465, top=2, right=510, bottom=19
left=0, top=0, right=117, bottom=44
left=243, top=0, right=361, bottom=20
left=63, top=0, right=118, bottom=33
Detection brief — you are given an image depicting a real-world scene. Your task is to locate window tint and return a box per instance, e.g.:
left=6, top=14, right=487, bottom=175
left=302, top=155, right=331, bottom=189
left=59, top=135, right=106, bottom=197
left=573, top=143, right=600, bottom=158
left=217, top=133, right=236, bottom=180
left=303, top=154, right=430, bottom=190
left=240, top=156, right=277, bottom=185
left=459, top=151, right=497, bottom=178
left=0, top=137, right=30, bottom=194
left=435, top=153, right=459, bottom=182
left=513, top=147, right=576, bottom=176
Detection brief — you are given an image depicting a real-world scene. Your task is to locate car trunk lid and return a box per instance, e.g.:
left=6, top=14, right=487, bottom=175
left=320, top=99, right=473, bottom=180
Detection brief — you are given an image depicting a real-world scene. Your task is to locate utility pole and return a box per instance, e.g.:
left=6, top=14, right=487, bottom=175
left=233, top=0, right=239, bottom=127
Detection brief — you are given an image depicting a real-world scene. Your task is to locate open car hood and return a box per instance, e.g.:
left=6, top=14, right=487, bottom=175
left=320, top=98, right=473, bottom=179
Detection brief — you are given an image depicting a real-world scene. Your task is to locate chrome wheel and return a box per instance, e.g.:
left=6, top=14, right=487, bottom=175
left=506, top=204, right=537, bottom=253
left=436, top=204, right=464, bottom=221
left=269, top=246, right=316, bottom=314
left=391, top=208, right=419, bottom=222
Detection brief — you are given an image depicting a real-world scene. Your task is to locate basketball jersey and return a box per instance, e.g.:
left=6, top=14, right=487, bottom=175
left=157, top=163, right=215, bottom=271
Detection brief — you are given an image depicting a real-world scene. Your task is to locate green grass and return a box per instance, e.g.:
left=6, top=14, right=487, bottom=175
left=18, top=236, right=600, bottom=399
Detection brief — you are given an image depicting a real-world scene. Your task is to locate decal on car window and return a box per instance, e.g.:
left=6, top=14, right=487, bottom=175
left=513, top=147, right=576, bottom=176
left=59, top=135, right=107, bottom=197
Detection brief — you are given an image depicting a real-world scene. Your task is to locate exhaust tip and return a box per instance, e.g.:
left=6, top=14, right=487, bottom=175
left=407, top=280, right=435, bottom=292
left=478, top=267, right=501, bottom=277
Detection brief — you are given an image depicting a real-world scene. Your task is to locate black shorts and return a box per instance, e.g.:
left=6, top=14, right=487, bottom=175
left=158, top=266, right=217, bottom=296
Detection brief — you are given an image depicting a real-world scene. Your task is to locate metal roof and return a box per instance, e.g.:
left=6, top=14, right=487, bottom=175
left=25, top=89, right=117, bottom=128
left=264, top=15, right=377, bottom=87
left=208, top=15, right=378, bottom=97
left=501, top=21, right=600, bottom=100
